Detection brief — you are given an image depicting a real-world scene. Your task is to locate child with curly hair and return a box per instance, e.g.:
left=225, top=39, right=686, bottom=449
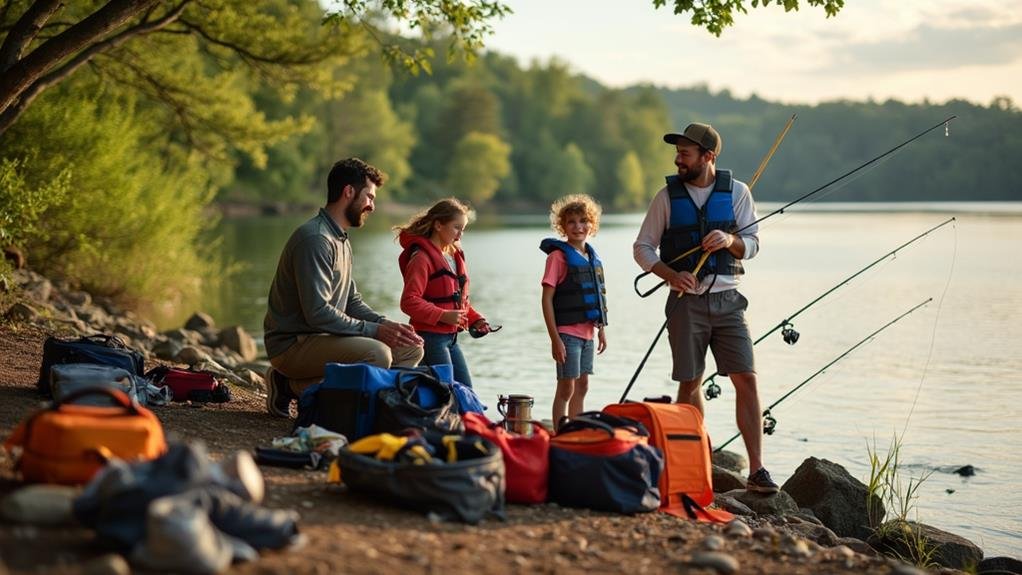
left=395, top=198, right=496, bottom=387
left=540, top=194, right=608, bottom=429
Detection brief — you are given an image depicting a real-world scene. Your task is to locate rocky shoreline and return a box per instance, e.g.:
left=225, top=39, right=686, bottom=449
left=1, top=267, right=1018, bottom=575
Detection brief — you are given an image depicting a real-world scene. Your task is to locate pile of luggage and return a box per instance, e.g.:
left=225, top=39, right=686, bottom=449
left=299, top=362, right=732, bottom=524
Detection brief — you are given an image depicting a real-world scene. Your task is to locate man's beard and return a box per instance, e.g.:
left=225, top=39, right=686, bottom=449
left=677, top=161, right=706, bottom=183
left=345, top=203, right=369, bottom=227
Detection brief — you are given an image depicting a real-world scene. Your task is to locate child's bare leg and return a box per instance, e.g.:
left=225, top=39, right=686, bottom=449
left=553, top=378, right=575, bottom=424
left=567, top=374, right=589, bottom=417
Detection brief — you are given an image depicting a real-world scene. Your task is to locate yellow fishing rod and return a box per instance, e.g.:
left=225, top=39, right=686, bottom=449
left=619, top=115, right=796, bottom=403
left=634, top=113, right=796, bottom=297
left=620, top=115, right=957, bottom=403
left=633, top=115, right=957, bottom=298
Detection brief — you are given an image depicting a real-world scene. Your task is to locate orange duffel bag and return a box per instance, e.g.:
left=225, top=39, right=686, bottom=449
left=4, top=387, right=167, bottom=485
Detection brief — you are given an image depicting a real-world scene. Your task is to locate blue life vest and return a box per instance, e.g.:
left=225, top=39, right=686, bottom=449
left=659, top=169, right=744, bottom=279
left=540, top=239, right=609, bottom=326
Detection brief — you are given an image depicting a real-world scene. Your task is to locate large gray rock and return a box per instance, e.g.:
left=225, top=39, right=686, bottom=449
left=184, top=311, right=216, bottom=331
left=219, top=325, right=257, bottom=362
left=713, top=494, right=754, bottom=516
left=870, top=521, right=983, bottom=570
left=979, top=556, right=1022, bottom=574
left=724, top=488, right=798, bottom=516
left=712, top=450, right=747, bottom=472
left=5, top=302, right=38, bottom=322
left=152, top=339, right=184, bottom=361
left=781, top=457, right=882, bottom=540
left=713, top=465, right=746, bottom=493
left=784, top=520, right=839, bottom=547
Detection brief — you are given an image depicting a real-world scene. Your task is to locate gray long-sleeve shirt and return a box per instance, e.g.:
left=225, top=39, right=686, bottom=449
left=263, top=209, right=384, bottom=359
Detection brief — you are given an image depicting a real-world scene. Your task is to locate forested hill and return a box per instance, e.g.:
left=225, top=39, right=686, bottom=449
left=226, top=49, right=1022, bottom=208
left=653, top=86, right=1021, bottom=202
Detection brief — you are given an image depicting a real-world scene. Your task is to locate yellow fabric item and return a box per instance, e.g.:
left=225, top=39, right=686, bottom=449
left=349, top=433, right=433, bottom=464
left=327, top=459, right=342, bottom=484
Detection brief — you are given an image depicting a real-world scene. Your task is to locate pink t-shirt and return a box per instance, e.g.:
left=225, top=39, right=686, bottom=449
left=542, top=250, right=596, bottom=340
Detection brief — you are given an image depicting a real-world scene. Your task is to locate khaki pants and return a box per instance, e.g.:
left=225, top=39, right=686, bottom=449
left=270, top=334, right=424, bottom=395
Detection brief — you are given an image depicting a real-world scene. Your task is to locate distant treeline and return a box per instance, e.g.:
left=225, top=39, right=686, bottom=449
left=2, top=0, right=1018, bottom=308
left=228, top=52, right=1022, bottom=208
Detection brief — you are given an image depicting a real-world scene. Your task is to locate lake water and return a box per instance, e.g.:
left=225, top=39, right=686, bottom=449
left=196, top=205, right=1021, bottom=557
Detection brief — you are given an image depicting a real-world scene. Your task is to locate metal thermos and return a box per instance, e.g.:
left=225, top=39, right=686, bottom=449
left=497, top=394, right=534, bottom=436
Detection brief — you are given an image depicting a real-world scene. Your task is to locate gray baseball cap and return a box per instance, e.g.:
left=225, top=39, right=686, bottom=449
left=663, top=123, right=722, bottom=155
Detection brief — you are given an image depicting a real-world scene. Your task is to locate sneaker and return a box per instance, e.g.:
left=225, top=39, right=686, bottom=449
left=746, top=467, right=779, bottom=494
left=264, top=368, right=294, bottom=419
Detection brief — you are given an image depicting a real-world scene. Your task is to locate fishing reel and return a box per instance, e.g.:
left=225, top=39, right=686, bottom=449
left=781, top=322, right=800, bottom=345
left=704, top=376, right=722, bottom=400
left=762, top=409, right=777, bottom=435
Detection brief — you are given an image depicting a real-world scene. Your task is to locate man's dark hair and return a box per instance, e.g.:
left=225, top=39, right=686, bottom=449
left=327, top=158, right=386, bottom=204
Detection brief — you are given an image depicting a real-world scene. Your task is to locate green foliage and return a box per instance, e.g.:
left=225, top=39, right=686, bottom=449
left=0, top=156, right=69, bottom=249
left=615, top=152, right=648, bottom=210
left=652, top=0, right=844, bottom=36
left=0, top=79, right=215, bottom=306
left=325, top=0, right=513, bottom=74
left=866, top=435, right=939, bottom=568
left=445, top=131, right=511, bottom=204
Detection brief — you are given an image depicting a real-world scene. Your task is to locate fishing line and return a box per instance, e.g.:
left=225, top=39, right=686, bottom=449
left=900, top=220, right=958, bottom=439
left=702, top=218, right=957, bottom=399
left=714, top=298, right=933, bottom=452
left=635, top=115, right=956, bottom=298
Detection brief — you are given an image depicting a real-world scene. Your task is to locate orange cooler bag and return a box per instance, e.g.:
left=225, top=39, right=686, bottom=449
left=4, top=387, right=167, bottom=485
left=603, top=401, right=732, bottom=522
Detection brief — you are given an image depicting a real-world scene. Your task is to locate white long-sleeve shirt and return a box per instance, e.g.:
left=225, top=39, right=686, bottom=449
left=633, top=176, right=760, bottom=295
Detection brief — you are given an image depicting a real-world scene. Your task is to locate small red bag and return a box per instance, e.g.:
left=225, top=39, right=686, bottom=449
left=147, top=366, right=230, bottom=403
left=463, top=412, right=549, bottom=504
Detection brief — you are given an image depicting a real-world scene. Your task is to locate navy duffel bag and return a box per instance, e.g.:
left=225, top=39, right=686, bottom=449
left=548, top=412, right=664, bottom=514
left=38, top=334, right=145, bottom=397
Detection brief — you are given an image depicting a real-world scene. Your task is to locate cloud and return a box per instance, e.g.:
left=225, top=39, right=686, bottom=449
left=821, top=22, right=1022, bottom=73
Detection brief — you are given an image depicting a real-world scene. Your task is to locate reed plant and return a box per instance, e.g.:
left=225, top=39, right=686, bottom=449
left=866, top=435, right=938, bottom=568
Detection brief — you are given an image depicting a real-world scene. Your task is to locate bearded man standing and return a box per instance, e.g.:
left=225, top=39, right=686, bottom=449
left=632, top=124, right=778, bottom=493
left=262, top=157, right=424, bottom=418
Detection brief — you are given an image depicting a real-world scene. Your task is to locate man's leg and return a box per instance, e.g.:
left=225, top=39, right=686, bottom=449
left=666, top=292, right=711, bottom=412
left=729, top=371, right=763, bottom=472
left=675, top=376, right=705, bottom=416
left=275, top=334, right=396, bottom=395
left=391, top=343, right=425, bottom=368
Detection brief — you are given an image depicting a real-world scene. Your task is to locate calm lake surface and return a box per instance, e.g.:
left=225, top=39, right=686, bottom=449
left=196, top=205, right=1021, bottom=556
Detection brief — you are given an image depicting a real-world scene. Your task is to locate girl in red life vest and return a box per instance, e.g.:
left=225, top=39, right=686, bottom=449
left=394, top=198, right=496, bottom=387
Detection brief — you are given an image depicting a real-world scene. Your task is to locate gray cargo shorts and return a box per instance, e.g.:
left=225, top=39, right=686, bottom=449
left=665, top=288, right=755, bottom=382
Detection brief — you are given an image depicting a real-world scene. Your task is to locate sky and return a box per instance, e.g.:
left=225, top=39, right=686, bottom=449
left=484, top=0, right=1022, bottom=107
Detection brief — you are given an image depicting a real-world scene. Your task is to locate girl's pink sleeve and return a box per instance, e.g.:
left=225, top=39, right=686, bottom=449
left=400, top=253, right=445, bottom=326
left=541, top=251, right=567, bottom=288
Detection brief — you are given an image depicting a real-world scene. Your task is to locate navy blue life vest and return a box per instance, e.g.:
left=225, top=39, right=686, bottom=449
left=659, top=169, right=744, bottom=279
left=540, top=239, right=609, bottom=326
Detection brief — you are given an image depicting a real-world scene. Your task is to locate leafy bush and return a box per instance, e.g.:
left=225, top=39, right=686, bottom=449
left=0, top=81, right=216, bottom=308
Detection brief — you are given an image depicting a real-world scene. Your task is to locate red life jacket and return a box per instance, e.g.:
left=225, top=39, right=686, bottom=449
left=398, top=232, right=468, bottom=311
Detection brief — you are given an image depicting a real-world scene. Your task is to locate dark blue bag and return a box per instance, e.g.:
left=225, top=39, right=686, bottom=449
left=548, top=412, right=663, bottom=514
left=294, top=364, right=454, bottom=441
left=38, top=334, right=145, bottom=397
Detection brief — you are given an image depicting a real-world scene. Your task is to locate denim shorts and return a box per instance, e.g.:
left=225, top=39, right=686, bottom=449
left=556, top=333, right=595, bottom=380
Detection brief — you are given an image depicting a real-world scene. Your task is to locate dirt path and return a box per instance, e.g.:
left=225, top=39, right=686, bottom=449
left=0, top=321, right=916, bottom=574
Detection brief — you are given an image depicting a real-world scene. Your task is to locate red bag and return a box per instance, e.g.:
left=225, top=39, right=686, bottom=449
left=463, top=412, right=549, bottom=504
left=147, top=366, right=230, bottom=403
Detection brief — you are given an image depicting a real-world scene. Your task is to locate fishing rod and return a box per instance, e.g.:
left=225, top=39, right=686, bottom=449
left=713, top=297, right=933, bottom=452
left=618, top=115, right=797, bottom=404
left=634, top=115, right=958, bottom=298
left=702, top=217, right=957, bottom=400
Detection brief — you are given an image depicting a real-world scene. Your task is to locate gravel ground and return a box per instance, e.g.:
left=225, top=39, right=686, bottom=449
left=0, top=320, right=935, bottom=575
